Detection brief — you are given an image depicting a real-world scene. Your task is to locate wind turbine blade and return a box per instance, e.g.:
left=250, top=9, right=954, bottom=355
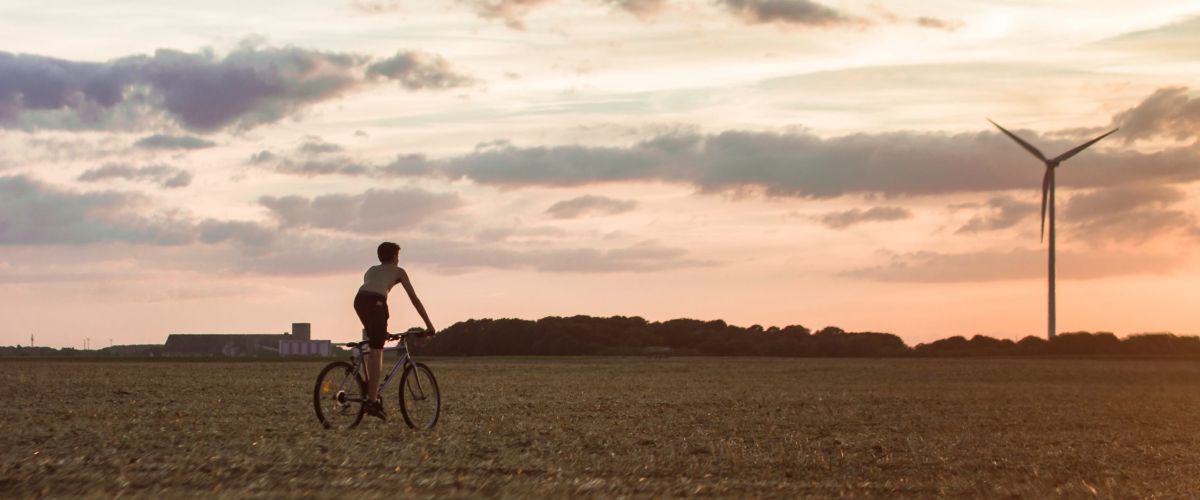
left=989, top=119, right=1047, bottom=162
left=1051, top=128, right=1119, bottom=163
left=1040, top=168, right=1050, bottom=243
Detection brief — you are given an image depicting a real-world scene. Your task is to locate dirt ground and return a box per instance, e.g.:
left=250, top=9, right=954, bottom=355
left=2, top=357, right=1199, bottom=498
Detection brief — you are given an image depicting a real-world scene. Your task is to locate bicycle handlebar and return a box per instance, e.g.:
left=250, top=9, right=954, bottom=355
left=343, top=328, right=433, bottom=348
left=389, top=327, right=433, bottom=341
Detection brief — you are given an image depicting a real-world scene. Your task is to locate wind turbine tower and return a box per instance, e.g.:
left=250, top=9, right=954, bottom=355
left=988, top=120, right=1118, bottom=339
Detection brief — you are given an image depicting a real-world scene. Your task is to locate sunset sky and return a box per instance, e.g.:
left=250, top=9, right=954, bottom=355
left=2, top=0, right=1199, bottom=348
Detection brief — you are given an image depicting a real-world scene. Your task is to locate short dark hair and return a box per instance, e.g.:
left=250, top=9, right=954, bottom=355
left=377, top=242, right=400, bottom=263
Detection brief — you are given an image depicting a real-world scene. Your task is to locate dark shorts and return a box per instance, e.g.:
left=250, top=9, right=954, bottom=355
left=353, top=291, right=389, bottom=349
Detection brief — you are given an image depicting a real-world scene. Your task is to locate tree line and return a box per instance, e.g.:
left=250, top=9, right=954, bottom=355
left=419, top=315, right=1200, bottom=358
left=4, top=316, right=1199, bottom=358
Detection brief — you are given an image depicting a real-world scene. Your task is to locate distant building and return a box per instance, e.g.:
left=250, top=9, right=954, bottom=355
left=163, top=323, right=331, bottom=357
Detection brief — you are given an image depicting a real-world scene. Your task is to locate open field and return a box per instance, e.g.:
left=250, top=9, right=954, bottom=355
left=3, top=357, right=1200, bottom=498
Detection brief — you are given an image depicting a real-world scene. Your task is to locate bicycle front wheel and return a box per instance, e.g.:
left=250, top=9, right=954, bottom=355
left=398, top=362, right=440, bottom=429
left=313, top=361, right=366, bottom=430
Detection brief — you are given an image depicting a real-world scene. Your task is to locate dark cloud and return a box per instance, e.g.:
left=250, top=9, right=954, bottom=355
left=133, top=134, right=216, bottom=150
left=817, top=206, right=910, bottom=229
left=0, top=175, right=193, bottom=245
left=0, top=44, right=473, bottom=132
left=259, top=188, right=462, bottom=232
left=250, top=85, right=1200, bottom=201
left=1110, top=87, right=1200, bottom=143
left=366, top=51, right=476, bottom=90
left=546, top=195, right=637, bottom=219
left=956, top=196, right=1038, bottom=234
left=277, top=158, right=371, bottom=177
left=844, top=248, right=1180, bottom=283
left=377, top=129, right=1200, bottom=199
left=77, top=163, right=193, bottom=189
left=718, top=0, right=858, bottom=26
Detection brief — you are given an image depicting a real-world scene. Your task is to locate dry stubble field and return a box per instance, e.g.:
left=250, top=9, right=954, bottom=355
left=3, top=357, right=1200, bottom=498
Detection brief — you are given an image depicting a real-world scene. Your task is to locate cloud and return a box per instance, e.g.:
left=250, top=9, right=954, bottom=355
left=0, top=174, right=279, bottom=248
left=817, top=206, right=910, bottom=229
left=0, top=44, right=474, bottom=132
left=529, top=240, right=710, bottom=273
left=402, top=238, right=714, bottom=274
left=349, top=0, right=401, bottom=14
left=1110, top=87, right=1200, bottom=143
left=196, top=219, right=277, bottom=246
left=248, top=137, right=372, bottom=176
left=366, top=51, right=476, bottom=90
left=133, top=134, right=216, bottom=150
left=1093, top=15, right=1200, bottom=59
left=0, top=175, right=707, bottom=276
left=1061, top=185, right=1198, bottom=245
left=718, top=0, right=859, bottom=26
left=457, top=0, right=551, bottom=29
left=230, top=233, right=710, bottom=276
left=377, top=128, right=1200, bottom=199
left=0, top=175, right=193, bottom=245
left=259, top=188, right=462, bottom=232
left=21, top=136, right=124, bottom=163
left=296, top=136, right=344, bottom=154
left=459, top=0, right=665, bottom=29
left=607, top=0, right=667, bottom=19
left=913, top=16, right=963, bottom=31
left=546, top=195, right=637, bottom=219
left=844, top=248, right=1180, bottom=283
left=457, top=0, right=871, bottom=29
left=77, top=163, right=193, bottom=189
left=956, top=196, right=1038, bottom=234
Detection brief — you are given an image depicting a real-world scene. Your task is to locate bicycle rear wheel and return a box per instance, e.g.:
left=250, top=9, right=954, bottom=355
left=313, top=361, right=366, bottom=429
left=398, top=362, right=440, bottom=429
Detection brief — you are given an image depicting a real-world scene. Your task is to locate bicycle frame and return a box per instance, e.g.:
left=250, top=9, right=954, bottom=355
left=340, top=335, right=429, bottom=403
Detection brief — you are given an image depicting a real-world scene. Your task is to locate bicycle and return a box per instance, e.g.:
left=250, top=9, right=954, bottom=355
left=312, top=327, right=441, bottom=430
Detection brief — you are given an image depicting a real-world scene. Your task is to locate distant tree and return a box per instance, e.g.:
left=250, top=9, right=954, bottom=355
left=1015, top=336, right=1048, bottom=356
left=779, top=325, right=811, bottom=337
left=1048, top=332, right=1121, bottom=356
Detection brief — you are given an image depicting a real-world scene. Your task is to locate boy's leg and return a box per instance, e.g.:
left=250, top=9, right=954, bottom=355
left=366, top=349, right=383, bottom=402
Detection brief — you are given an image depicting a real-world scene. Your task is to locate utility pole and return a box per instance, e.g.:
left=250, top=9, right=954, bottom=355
left=85, top=337, right=90, bottom=350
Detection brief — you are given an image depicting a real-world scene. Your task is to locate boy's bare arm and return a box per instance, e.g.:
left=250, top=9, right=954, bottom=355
left=397, top=268, right=435, bottom=333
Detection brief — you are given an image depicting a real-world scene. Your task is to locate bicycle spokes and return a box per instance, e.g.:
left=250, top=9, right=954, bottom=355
left=313, top=361, right=366, bottom=430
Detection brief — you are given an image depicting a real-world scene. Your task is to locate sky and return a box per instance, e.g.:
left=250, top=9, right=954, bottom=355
left=2, top=0, right=1199, bottom=348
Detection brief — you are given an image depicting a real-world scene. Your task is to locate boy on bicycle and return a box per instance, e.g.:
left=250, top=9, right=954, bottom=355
left=354, top=242, right=435, bottom=420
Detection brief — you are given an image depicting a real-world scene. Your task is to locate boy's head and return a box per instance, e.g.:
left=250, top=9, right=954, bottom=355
left=377, top=241, right=400, bottom=264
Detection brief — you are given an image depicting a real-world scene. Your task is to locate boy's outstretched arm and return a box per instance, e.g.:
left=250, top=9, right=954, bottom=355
left=397, top=268, right=435, bottom=333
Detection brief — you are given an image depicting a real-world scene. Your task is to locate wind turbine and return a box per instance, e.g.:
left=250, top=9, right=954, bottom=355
left=988, top=119, right=1118, bottom=339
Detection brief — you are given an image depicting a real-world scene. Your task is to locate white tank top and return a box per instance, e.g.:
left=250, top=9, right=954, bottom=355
left=358, top=264, right=403, bottom=297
